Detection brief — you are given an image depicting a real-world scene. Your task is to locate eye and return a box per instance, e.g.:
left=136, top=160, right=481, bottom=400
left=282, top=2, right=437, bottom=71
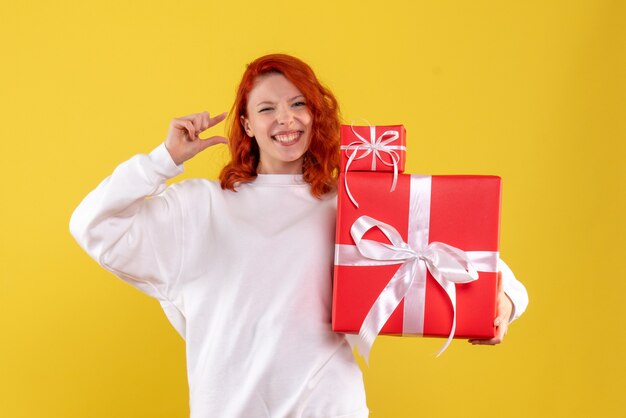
left=258, top=107, right=273, bottom=113
left=292, top=101, right=306, bottom=107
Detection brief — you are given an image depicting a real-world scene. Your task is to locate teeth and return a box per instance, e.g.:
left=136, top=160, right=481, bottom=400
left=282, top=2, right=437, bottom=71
left=273, top=132, right=300, bottom=143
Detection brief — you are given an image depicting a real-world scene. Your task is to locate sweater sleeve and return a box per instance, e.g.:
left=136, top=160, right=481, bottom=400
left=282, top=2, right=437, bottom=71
left=498, top=258, right=529, bottom=323
left=69, top=143, right=186, bottom=302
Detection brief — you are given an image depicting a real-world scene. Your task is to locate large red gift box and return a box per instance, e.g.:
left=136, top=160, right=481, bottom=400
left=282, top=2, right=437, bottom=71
left=340, top=125, right=406, bottom=173
left=333, top=172, right=502, bottom=355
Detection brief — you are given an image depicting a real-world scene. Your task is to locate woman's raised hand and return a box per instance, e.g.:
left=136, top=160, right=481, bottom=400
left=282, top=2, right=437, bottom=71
left=165, top=111, right=229, bottom=165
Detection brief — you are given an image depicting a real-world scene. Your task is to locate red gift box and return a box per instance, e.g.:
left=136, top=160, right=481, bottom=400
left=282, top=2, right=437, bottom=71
left=340, top=124, right=406, bottom=173
left=333, top=172, right=502, bottom=358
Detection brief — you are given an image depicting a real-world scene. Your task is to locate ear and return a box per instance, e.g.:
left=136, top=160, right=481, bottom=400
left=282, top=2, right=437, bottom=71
left=240, top=115, right=253, bottom=137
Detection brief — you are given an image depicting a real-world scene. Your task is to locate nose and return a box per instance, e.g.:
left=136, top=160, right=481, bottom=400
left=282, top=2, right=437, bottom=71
left=276, top=103, right=295, bottom=126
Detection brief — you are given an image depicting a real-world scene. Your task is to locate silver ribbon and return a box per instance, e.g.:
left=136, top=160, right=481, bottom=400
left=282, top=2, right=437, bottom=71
left=334, top=175, right=499, bottom=361
left=340, top=125, right=406, bottom=208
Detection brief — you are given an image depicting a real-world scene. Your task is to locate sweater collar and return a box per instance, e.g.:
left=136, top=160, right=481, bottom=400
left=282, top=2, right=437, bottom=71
left=251, top=174, right=306, bottom=185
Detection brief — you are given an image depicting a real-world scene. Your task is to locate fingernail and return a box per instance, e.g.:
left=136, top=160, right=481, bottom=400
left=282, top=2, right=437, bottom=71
left=494, top=318, right=501, bottom=326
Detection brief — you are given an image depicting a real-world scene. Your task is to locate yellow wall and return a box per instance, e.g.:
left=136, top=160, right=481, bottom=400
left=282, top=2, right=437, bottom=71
left=1, top=1, right=624, bottom=417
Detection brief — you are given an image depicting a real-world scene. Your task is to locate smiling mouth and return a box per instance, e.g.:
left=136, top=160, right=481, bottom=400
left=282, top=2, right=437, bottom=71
left=272, top=131, right=303, bottom=145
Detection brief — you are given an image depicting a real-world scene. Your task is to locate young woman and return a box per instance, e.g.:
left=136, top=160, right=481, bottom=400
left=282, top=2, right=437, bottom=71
left=70, top=54, right=528, bottom=418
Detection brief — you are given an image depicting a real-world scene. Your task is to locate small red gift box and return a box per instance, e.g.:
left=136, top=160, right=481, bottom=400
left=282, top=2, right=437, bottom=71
left=340, top=125, right=406, bottom=173
left=333, top=172, right=502, bottom=358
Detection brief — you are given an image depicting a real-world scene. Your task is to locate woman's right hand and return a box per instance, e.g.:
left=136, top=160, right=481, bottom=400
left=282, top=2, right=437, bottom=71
left=165, top=111, right=229, bottom=165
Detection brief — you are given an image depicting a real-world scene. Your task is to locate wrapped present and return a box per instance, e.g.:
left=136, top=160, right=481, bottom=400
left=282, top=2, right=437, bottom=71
left=340, top=124, right=406, bottom=173
left=340, top=125, right=406, bottom=208
left=333, top=172, right=502, bottom=359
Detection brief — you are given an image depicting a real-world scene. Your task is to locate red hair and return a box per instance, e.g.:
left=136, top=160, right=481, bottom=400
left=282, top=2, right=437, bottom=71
left=219, top=54, right=341, bottom=198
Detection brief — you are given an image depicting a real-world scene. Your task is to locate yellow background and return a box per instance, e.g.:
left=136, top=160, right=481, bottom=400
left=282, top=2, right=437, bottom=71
left=1, top=1, right=624, bottom=417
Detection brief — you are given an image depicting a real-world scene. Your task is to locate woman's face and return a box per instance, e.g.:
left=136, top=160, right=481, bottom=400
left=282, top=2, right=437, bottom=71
left=241, top=73, right=313, bottom=174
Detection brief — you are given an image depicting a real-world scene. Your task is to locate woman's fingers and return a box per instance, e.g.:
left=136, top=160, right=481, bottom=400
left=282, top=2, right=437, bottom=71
left=208, top=112, right=228, bottom=128
left=196, top=135, right=229, bottom=152
left=468, top=319, right=508, bottom=345
left=182, top=119, right=196, bottom=140
left=179, top=111, right=228, bottom=136
left=165, top=111, right=228, bottom=165
left=467, top=276, right=512, bottom=345
left=198, top=112, right=209, bottom=133
left=177, top=111, right=228, bottom=138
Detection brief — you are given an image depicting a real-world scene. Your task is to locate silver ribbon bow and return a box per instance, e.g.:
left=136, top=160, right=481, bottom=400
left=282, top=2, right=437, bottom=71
left=339, top=215, right=480, bottom=361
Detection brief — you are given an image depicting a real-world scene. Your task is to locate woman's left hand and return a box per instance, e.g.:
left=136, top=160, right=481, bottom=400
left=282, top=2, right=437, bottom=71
left=468, top=274, right=513, bottom=345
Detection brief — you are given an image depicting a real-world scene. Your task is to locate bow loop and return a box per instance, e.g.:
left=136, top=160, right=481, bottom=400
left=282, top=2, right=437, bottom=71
left=420, top=242, right=479, bottom=284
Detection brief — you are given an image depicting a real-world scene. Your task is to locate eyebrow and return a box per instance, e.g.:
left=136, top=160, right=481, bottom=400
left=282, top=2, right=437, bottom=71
left=255, top=95, right=305, bottom=108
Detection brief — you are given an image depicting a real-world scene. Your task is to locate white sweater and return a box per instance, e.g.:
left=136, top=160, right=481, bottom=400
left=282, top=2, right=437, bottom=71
left=69, top=143, right=528, bottom=418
